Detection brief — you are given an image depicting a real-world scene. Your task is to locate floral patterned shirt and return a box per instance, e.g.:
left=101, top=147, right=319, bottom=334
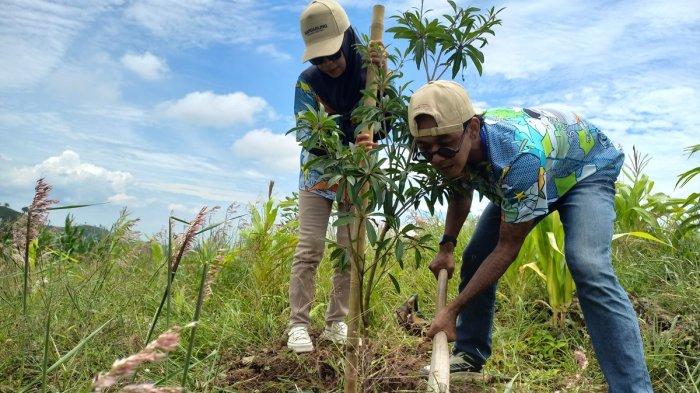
left=464, top=107, right=624, bottom=223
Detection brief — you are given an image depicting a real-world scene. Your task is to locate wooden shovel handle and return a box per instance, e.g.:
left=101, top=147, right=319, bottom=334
left=436, top=268, right=448, bottom=310
left=428, top=269, right=450, bottom=392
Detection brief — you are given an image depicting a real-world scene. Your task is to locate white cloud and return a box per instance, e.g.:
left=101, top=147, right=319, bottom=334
left=232, top=129, right=300, bottom=173
left=481, top=0, right=700, bottom=79
left=121, top=52, right=169, bottom=80
left=157, top=91, right=271, bottom=128
left=119, top=148, right=224, bottom=174
left=167, top=203, right=202, bottom=215
left=256, top=44, right=293, bottom=62
left=123, top=0, right=275, bottom=46
left=6, top=150, right=133, bottom=192
left=108, top=193, right=137, bottom=205
left=45, top=64, right=122, bottom=103
left=0, top=1, right=113, bottom=89
left=0, top=153, right=11, bottom=162
left=535, top=76, right=700, bottom=197
left=146, top=182, right=258, bottom=203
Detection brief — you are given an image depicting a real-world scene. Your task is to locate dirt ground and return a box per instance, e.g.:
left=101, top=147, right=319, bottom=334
left=223, top=329, right=488, bottom=392
left=221, top=295, right=698, bottom=392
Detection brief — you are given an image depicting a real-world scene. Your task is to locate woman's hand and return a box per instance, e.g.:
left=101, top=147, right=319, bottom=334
left=355, top=133, right=378, bottom=151
left=426, top=304, right=458, bottom=341
left=368, top=40, right=387, bottom=71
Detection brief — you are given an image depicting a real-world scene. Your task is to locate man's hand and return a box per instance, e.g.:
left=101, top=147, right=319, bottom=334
left=429, top=249, right=456, bottom=279
left=368, top=40, right=387, bottom=71
left=355, top=133, right=378, bottom=151
left=426, top=305, right=458, bottom=341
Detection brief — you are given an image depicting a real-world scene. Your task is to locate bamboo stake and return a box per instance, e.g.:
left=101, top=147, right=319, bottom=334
left=428, top=269, right=450, bottom=392
left=345, top=5, right=384, bottom=393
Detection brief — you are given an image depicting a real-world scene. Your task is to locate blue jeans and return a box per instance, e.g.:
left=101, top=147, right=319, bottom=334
left=454, top=175, right=653, bottom=392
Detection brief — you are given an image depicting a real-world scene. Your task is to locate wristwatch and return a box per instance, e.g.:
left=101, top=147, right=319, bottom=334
left=439, top=234, right=457, bottom=247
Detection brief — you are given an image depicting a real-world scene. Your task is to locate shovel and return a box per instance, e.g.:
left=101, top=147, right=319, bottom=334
left=427, top=268, right=450, bottom=392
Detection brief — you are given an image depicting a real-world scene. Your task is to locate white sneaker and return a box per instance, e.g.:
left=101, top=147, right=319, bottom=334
left=287, top=326, right=314, bottom=353
left=320, top=321, right=348, bottom=344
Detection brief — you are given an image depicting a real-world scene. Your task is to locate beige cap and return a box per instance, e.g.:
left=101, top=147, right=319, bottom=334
left=408, top=80, right=477, bottom=137
left=300, top=0, right=350, bottom=62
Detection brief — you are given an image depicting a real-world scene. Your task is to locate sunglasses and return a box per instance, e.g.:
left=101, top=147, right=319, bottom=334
left=310, top=49, right=342, bottom=65
left=412, top=128, right=468, bottom=163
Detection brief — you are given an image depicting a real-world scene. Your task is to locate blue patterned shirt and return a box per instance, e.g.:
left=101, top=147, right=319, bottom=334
left=463, top=107, right=624, bottom=223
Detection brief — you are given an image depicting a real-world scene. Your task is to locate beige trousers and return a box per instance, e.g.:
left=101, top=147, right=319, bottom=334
left=288, top=190, right=351, bottom=328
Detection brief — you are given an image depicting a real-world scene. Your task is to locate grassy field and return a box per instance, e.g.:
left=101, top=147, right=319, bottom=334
left=0, top=185, right=698, bottom=393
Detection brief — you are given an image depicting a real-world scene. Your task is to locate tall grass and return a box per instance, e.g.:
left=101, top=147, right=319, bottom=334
left=0, top=169, right=696, bottom=391
left=14, top=178, right=56, bottom=318
left=145, top=207, right=209, bottom=348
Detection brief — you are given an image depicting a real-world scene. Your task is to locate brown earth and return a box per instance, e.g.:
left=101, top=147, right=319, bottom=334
left=222, top=329, right=489, bottom=392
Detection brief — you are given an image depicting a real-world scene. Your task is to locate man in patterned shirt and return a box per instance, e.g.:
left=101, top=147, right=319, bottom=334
left=411, top=80, right=652, bottom=392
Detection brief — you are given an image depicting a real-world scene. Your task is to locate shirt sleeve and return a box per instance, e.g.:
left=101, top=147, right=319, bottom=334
left=294, top=77, right=319, bottom=144
left=499, top=153, right=549, bottom=223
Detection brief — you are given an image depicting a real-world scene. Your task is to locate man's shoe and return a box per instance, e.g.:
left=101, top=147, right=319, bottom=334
left=287, top=326, right=314, bottom=353
left=420, top=352, right=483, bottom=380
left=320, top=321, right=348, bottom=344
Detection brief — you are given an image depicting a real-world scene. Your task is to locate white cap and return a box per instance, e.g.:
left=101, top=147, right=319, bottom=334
left=300, top=0, right=350, bottom=62
left=408, top=80, right=477, bottom=137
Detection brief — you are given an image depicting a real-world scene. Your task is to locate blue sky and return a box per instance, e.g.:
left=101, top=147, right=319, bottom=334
left=1, top=0, right=699, bottom=233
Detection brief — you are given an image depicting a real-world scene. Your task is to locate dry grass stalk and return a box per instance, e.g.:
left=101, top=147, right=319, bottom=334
left=170, top=207, right=208, bottom=273
left=203, top=254, right=224, bottom=301
left=13, top=178, right=58, bottom=256
left=92, top=327, right=182, bottom=392
left=120, top=383, right=182, bottom=393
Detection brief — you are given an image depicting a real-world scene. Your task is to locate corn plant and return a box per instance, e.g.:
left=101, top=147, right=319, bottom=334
left=615, top=147, right=661, bottom=231
left=674, top=144, right=700, bottom=239
left=518, top=212, right=574, bottom=327
left=516, top=212, right=669, bottom=327
left=615, top=146, right=698, bottom=246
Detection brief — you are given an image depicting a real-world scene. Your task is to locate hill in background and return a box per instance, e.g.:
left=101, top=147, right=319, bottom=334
left=0, top=205, right=108, bottom=238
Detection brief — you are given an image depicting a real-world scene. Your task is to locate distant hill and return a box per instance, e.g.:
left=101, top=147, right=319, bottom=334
left=0, top=206, right=21, bottom=222
left=73, top=224, right=109, bottom=239
left=0, top=206, right=108, bottom=238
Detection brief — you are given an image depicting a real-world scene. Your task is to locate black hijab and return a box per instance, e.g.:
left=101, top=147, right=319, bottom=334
left=300, top=27, right=365, bottom=145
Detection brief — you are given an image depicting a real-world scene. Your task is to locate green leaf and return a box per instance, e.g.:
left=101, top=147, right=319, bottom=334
left=395, top=239, right=405, bottom=262
left=366, top=220, right=378, bottom=244
left=20, top=319, right=112, bottom=393
left=194, top=220, right=227, bottom=236
left=467, top=50, right=483, bottom=75
left=612, top=231, right=672, bottom=248
left=332, top=214, right=355, bottom=228
left=546, top=232, right=564, bottom=257
left=401, top=223, right=420, bottom=234
left=520, top=262, right=547, bottom=282
left=150, top=241, right=164, bottom=265
left=451, top=52, right=461, bottom=78
left=388, top=273, right=401, bottom=294
left=47, top=202, right=109, bottom=211
left=170, top=216, right=190, bottom=225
